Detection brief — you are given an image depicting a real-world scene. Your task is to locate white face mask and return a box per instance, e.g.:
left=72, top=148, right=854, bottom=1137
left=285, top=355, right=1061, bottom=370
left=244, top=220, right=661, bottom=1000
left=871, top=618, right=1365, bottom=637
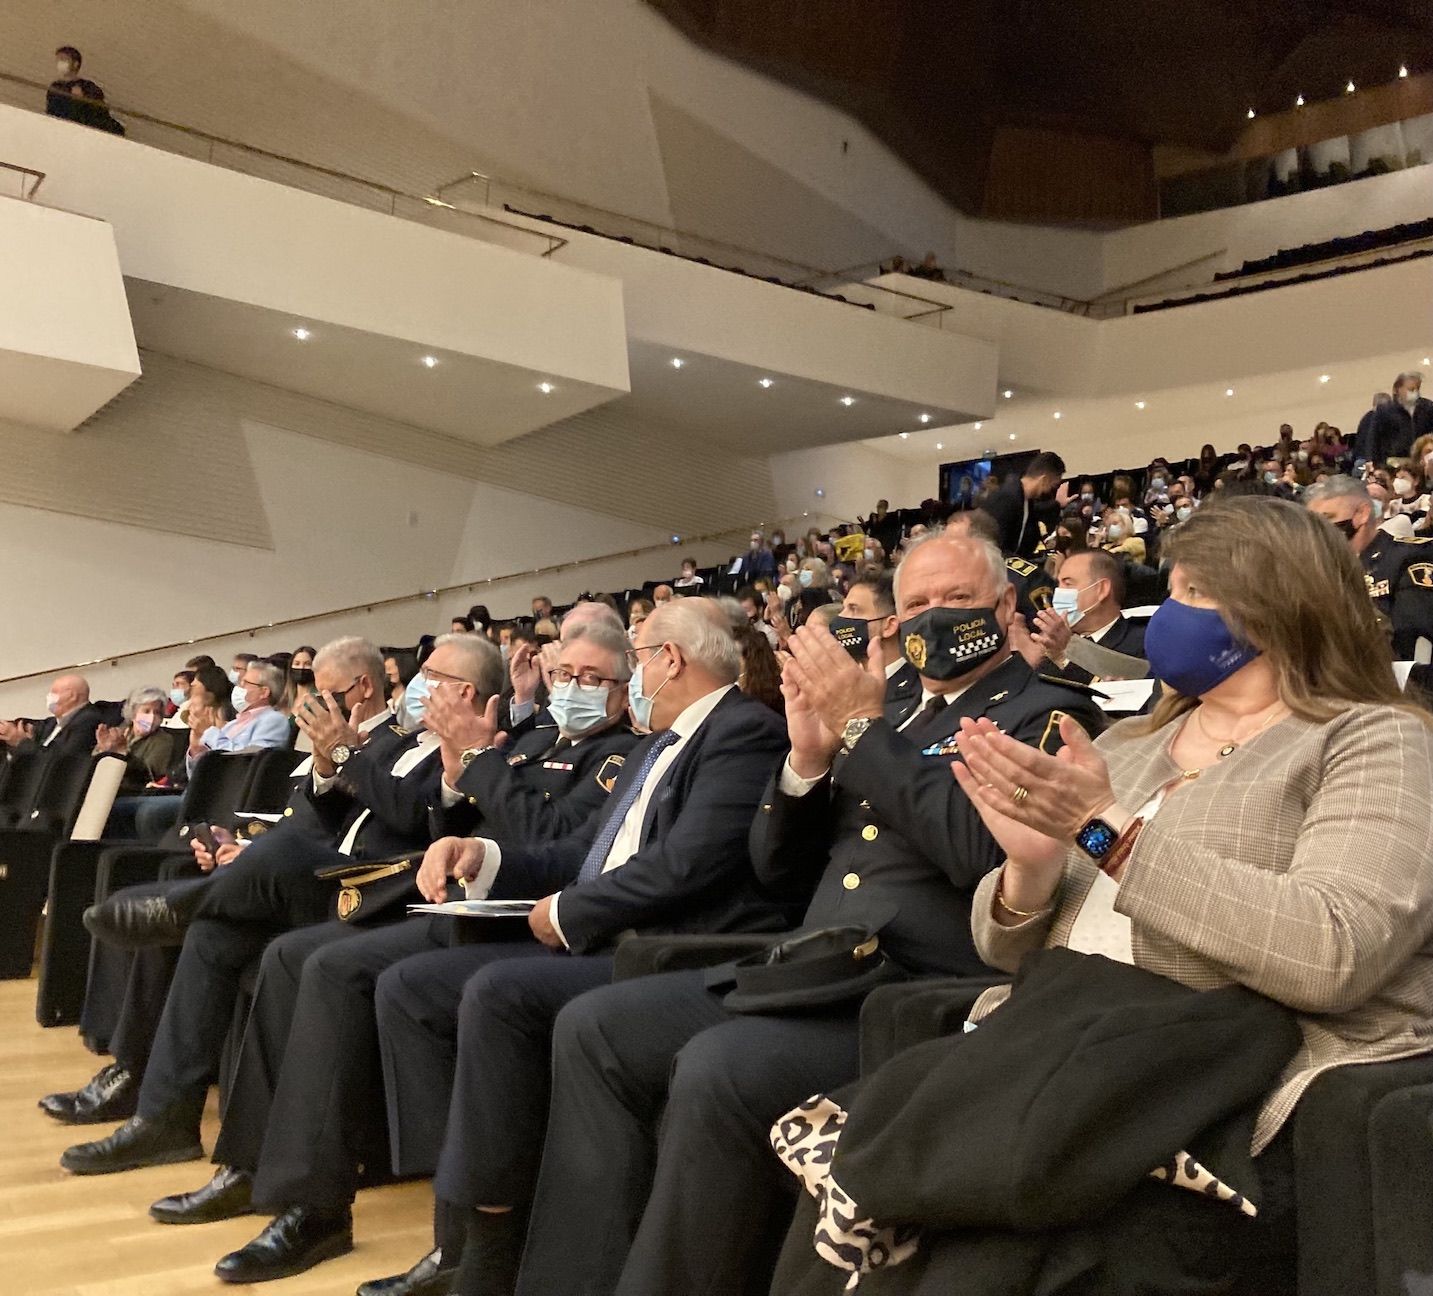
left=1403, top=389, right=1420, bottom=409
left=56, top=61, right=73, bottom=77
left=1176, top=505, right=1193, bottom=522
left=1394, top=477, right=1415, bottom=497
left=45, top=691, right=61, bottom=716
left=1105, top=524, right=1124, bottom=541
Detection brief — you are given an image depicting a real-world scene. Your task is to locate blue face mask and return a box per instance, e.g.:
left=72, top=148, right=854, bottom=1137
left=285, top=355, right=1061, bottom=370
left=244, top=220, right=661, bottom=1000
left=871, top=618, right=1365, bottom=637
left=627, top=647, right=671, bottom=732
left=548, top=681, right=612, bottom=737
left=1143, top=598, right=1259, bottom=697
left=401, top=673, right=430, bottom=728
left=169, top=687, right=188, bottom=707
left=231, top=684, right=251, bottom=713
left=1051, top=586, right=1085, bottom=626
left=798, top=569, right=814, bottom=588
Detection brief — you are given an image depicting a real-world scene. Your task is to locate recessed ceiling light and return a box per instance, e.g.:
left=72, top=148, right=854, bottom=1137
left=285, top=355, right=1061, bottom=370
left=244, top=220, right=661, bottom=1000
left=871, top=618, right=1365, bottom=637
left=292, top=327, right=311, bottom=341
left=1246, top=107, right=1256, bottom=120
left=758, top=377, right=774, bottom=388
left=670, top=357, right=685, bottom=369
left=421, top=355, right=438, bottom=368
left=537, top=381, right=555, bottom=394
left=815, top=488, right=825, bottom=498
left=1008, top=432, right=1018, bottom=441
left=1422, top=357, right=1431, bottom=366
left=1295, top=93, right=1305, bottom=107
left=1319, top=373, right=1331, bottom=383
left=1002, top=389, right=1014, bottom=399
left=974, top=422, right=983, bottom=431
left=898, top=432, right=910, bottom=440
left=1052, top=411, right=1062, bottom=420
left=1134, top=400, right=1146, bottom=410
left=918, top=413, right=932, bottom=423
left=1225, top=387, right=1235, bottom=397
left=935, top=442, right=944, bottom=450
left=1345, top=81, right=1356, bottom=94
left=1399, top=65, right=1409, bottom=78
left=840, top=395, right=855, bottom=406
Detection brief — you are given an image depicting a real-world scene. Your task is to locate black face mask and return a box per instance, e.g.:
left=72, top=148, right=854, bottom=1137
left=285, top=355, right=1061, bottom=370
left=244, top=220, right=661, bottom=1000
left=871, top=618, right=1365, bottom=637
left=829, top=615, right=882, bottom=661
left=1333, top=518, right=1358, bottom=541
left=900, top=607, right=1005, bottom=681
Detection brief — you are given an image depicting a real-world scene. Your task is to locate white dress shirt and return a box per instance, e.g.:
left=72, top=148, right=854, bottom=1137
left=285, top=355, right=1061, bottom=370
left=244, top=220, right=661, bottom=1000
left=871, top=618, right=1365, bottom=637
left=465, top=685, right=736, bottom=947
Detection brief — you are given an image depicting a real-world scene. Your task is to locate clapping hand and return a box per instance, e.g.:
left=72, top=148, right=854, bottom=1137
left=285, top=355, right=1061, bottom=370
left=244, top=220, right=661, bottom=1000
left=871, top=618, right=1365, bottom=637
left=295, top=693, right=361, bottom=777
left=783, top=622, right=885, bottom=747
left=1030, top=608, right=1074, bottom=660
left=509, top=642, right=541, bottom=704
left=94, top=724, right=129, bottom=754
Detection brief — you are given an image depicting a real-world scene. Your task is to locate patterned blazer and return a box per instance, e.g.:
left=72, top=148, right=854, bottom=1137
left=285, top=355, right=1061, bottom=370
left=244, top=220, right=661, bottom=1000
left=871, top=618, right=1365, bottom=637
left=971, top=702, right=1433, bottom=1152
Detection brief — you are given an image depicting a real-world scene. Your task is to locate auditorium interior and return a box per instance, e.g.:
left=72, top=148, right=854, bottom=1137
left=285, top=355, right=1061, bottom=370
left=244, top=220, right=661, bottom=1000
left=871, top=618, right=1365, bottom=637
left=2, top=3, right=1433, bottom=1294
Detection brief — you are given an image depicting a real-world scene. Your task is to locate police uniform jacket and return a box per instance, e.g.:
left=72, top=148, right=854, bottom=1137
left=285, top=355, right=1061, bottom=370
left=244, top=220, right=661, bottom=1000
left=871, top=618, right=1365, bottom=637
left=1004, top=555, right=1055, bottom=621
left=439, top=718, right=639, bottom=842
left=304, top=723, right=443, bottom=862
left=749, top=654, right=1104, bottom=978
left=1362, top=534, right=1433, bottom=657
left=885, top=662, right=920, bottom=710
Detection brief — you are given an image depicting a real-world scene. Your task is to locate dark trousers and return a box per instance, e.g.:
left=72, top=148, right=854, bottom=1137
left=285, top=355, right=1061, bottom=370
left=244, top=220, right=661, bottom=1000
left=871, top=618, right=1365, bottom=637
left=374, top=928, right=535, bottom=1179
left=136, top=916, right=277, bottom=1127
left=191, top=833, right=338, bottom=929
left=231, top=918, right=507, bottom=1212
left=518, top=970, right=861, bottom=1296
left=80, top=878, right=180, bottom=1065
left=429, top=954, right=616, bottom=1212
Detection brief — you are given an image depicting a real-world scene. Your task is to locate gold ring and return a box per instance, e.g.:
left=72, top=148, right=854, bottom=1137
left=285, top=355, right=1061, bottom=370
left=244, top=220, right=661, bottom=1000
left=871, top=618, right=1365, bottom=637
left=1011, top=785, right=1030, bottom=804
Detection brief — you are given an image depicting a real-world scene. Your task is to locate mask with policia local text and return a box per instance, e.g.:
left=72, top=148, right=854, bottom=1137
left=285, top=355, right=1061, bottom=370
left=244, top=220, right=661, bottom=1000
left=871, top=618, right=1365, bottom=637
left=900, top=607, right=1004, bottom=681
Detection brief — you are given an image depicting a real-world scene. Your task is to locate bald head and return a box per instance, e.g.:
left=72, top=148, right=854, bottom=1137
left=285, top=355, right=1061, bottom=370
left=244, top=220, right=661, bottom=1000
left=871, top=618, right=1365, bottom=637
left=560, top=601, right=623, bottom=637
left=50, top=674, right=90, bottom=718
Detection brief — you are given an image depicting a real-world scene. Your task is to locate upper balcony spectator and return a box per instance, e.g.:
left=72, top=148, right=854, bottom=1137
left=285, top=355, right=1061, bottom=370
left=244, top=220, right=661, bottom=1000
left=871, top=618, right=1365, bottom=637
left=45, top=46, right=125, bottom=135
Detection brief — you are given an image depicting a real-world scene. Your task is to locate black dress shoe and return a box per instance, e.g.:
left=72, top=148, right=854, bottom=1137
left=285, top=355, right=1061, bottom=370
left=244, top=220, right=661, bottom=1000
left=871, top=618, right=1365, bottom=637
left=83, top=891, right=190, bottom=949
left=214, top=1205, right=353, bottom=1284
left=357, top=1248, right=457, bottom=1296
left=151, top=1165, right=255, bottom=1224
left=40, top=1062, right=138, bottom=1125
left=451, top=1210, right=523, bottom=1296
left=60, top=1114, right=203, bottom=1175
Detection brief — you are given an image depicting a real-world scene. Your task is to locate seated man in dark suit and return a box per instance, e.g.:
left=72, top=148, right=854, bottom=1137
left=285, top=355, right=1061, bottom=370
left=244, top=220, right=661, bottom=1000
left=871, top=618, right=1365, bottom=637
left=977, top=450, right=1066, bottom=559
left=1012, top=547, right=1149, bottom=685
left=56, top=634, right=476, bottom=1178
left=355, top=597, right=794, bottom=1296
left=142, top=627, right=641, bottom=1280
left=0, top=672, right=103, bottom=757
left=464, top=533, right=1104, bottom=1296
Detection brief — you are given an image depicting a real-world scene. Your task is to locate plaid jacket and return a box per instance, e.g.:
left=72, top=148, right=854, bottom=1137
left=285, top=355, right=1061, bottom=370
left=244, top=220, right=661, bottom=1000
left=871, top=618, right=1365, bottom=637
left=972, top=702, right=1433, bottom=1152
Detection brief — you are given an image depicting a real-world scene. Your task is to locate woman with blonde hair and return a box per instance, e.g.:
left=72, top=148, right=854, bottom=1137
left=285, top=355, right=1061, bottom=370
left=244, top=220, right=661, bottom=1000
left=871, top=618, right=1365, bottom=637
left=937, top=496, right=1433, bottom=1290
left=1096, top=506, right=1146, bottom=563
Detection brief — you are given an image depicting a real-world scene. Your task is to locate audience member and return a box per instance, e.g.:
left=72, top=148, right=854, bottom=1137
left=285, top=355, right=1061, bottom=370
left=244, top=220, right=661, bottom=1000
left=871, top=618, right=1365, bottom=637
left=1369, top=371, right=1433, bottom=463
left=735, top=532, right=778, bottom=584
left=95, top=686, right=187, bottom=835
left=652, top=584, right=674, bottom=604
left=45, top=45, right=124, bottom=133
left=1012, top=547, right=1148, bottom=683
left=978, top=451, right=1066, bottom=558
left=1307, top=475, right=1433, bottom=657
left=530, top=596, right=554, bottom=622
left=673, top=557, right=704, bottom=590
left=0, top=673, right=103, bottom=756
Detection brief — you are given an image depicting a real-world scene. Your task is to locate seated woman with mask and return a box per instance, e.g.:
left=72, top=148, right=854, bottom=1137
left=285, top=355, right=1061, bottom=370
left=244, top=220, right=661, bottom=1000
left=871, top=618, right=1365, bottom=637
left=940, top=496, right=1433, bottom=1290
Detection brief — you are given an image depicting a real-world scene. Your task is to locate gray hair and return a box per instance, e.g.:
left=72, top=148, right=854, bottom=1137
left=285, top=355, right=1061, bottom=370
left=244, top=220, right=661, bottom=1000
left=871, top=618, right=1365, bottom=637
left=123, top=685, right=168, bottom=724
left=560, top=601, right=624, bottom=634
left=432, top=632, right=505, bottom=700
left=892, top=528, right=1008, bottom=605
left=314, top=636, right=386, bottom=691
left=644, top=598, right=741, bottom=684
left=1304, top=474, right=1370, bottom=507
left=797, top=556, right=833, bottom=589
left=1396, top=371, right=1424, bottom=390
left=715, top=596, right=748, bottom=630
left=562, top=622, right=633, bottom=683
left=245, top=659, right=288, bottom=706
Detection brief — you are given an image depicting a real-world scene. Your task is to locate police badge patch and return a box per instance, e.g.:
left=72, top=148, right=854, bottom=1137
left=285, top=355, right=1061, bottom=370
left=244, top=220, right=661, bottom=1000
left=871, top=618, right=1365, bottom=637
left=595, top=754, right=626, bottom=793
left=904, top=633, right=928, bottom=671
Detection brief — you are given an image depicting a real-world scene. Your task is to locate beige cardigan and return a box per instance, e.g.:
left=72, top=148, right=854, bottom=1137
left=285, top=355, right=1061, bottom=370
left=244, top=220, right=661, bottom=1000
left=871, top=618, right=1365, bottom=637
left=971, top=703, right=1433, bottom=1153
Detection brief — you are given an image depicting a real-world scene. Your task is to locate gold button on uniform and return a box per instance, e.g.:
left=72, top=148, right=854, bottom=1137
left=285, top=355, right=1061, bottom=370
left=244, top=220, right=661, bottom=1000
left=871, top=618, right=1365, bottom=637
left=283, top=807, right=293, bottom=817
left=861, top=825, right=879, bottom=841
left=842, top=873, right=861, bottom=891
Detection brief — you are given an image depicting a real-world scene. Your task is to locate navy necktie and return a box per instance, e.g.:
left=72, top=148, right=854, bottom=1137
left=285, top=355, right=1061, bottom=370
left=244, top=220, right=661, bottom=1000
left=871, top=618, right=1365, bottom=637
left=576, top=730, right=680, bottom=883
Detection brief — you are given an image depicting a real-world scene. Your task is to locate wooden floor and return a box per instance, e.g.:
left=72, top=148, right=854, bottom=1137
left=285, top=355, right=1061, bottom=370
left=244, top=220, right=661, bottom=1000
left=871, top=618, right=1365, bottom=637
left=0, top=976, right=433, bottom=1295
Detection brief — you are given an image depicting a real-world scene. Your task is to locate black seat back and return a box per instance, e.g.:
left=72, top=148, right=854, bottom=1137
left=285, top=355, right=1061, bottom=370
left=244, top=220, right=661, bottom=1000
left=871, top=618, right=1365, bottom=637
left=159, top=750, right=266, bottom=851
left=240, top=747, right=307, bottom=813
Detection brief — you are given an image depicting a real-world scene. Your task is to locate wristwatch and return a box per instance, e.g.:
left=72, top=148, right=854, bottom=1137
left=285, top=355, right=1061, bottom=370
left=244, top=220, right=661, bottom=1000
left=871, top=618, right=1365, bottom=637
left=1074, top=816, right=1121, bottom=861
left=460, top=745, right=497, bottom=768
left=840, top=717, right=876, bottom=753
left=328, top=743, right=353, bottom=768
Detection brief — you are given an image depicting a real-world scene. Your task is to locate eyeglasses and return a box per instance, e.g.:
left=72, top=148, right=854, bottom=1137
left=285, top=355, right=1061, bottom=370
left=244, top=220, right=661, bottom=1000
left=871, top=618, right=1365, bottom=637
left=551, top=667, right=621, bottom=688
left=420, top=666, right=468, bottom=686
left=625, top=643, right=667, bottom=669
